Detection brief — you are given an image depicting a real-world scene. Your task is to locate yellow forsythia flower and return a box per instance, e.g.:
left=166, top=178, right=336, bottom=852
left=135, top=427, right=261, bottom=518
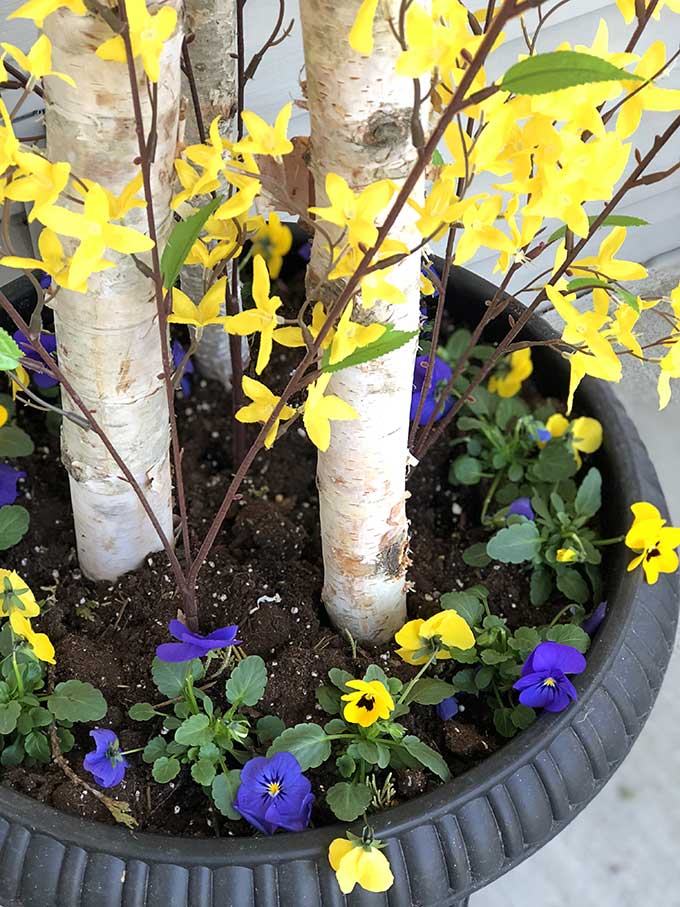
left=302, top=374, right=358, bottom=452
left=329, top=303, right=386, bottom=366
left=1, top=35, right=75, bottom=87
left=329, top=834, right=394, bottom=895
left=395, top=610, right=475, bottom=665
left=488, top=349, right=533, bottom=398
left=232, top=104, right=293, bottom=158
left=625, top=502, right=680, bottom=585
left=235, top=376, right=296, bottom=449
left=8, top=0, right=85, bottom=28
left=349, top=0, right=379, bottom=55
left=248, top=213, right=292, bottom=279
left=223, top=256, right=282, bottom=374
left=96, top=0, right=178, bottom=84
left=168, top=278, right=229, bottom=330
left=341, top=679, right=394, bottom=728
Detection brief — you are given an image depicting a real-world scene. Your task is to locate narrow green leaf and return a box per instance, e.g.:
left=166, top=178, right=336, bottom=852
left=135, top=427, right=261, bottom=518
left=0, top=329, right=22, bottom=371
left=575, top=467, right=602, bottom=519
left=401, top=735, right=450, bottom=781
left=161, top=195, right=223, bottom=289
left=547, top=215, right=648, bottom=245
left=321, top=325, right=418, bottom=374
left=501, top=51, right=643, bottom=97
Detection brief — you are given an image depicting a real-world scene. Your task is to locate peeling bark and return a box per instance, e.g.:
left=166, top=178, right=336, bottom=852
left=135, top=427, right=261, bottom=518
left=44, top=5, right=182, bottom=579
left=299, top=0, right=428, bottom=643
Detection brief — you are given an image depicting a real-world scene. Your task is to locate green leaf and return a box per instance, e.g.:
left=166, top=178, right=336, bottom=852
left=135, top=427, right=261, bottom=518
left=451, top=455, right=483, bottom=486
left=356, top=739, right=380, bottom=764
left=530, top=566, right=553, bottom=606
left=336, top=753, right=356, bottom=778
left=555, top=568, right=591, bottom=605
left=328, top=668, right=353, bottom=692
left=546, top=624, right=590, bottom=653
left=174, top=713, right=213, bottom=747
left=404, top=678, right=458, bottom=706
left=474, top=666, right=495, bottom=690
left=487, top=521, right=540, bottom=564
left=575, top=468, right=602, bottom=519
left=326, top=781, right=373, bottom=822
left=500, top=51, right=642, bottom=96
left=440, top=587, right=487, bottom=626
left=47, top=680, right=107, bottom=723
left=321, top=325, right=418, bottom=374
left=401, top=735, right=450, bottom=781
left=1, top=738, right=24, bottom=766
left=0, top=505, right=29, bottom=552
left=532, top=441, right=578, bottom=482
left=315, top=684, right=341, bottom=715
left=151, top=657, right=202, bottom=698
left=547, top=215, right=648, bottom=245
left=511, top=704, right=536, bottom=730
left=211, top=770, right=242, bottom=819
left=161, top=195, right=223, bottom=289
left=57, top=727, right=75, bottom=754
left=255, top=715, right=285, bottom=744
left=566, top=277, right=612, bottom=293
left=128, top=702, right=159, bottom=721
left=152, top=756, right=181, bottom=783
left=0, top=426, right=34, bottom=457
left=191, top=758, right=216, bottom=787
left=143, top=736, right=167, bottom=763
left=493, top=707, right=517, bottom=738
left=480, top=648, right=513, bottom=666
left=266, top=723, right=331, bottom=771
left=0, top=700, right=21, bottom=734
left=225, top=655, right=267, bottom=707
left=463, top=542, right=491, bottom=567
left=24, top=729, right=50, bottom=762
left=431, top=148, right=445, bottom=166
left=0, top=329, right=22, bottom=371
left=452, top=668, right=478, bottom=694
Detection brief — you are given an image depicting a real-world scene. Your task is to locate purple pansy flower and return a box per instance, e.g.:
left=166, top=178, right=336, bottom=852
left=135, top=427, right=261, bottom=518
left=36, top=270, right=52, bottom=290
left=513, top=641, right=586, bottom=713
left=171, top=340, right=194, bottom=398
left=437, top=695, right=459, bottom=721
left=13, top=330, right=58, bottom=389
left=508, top=497, right=534, bottom=521
left=535, top=427, right=551, bottom=443
left=0, top=464, right=25, bottom=506
left=297, top=239, right=312, bottom=262
left=234, top=752, right=315, bottom=835
left=410, top=355, right=454, bottom=425
left=83, top=729, right=128, bottom=788
left=156, top=619, right=240, bottom=663
left=582, top=601, right=607, bottom=637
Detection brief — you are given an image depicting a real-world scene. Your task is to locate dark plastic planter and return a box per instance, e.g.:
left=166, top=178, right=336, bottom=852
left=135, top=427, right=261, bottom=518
left=0, top=261, right=677, bottom=907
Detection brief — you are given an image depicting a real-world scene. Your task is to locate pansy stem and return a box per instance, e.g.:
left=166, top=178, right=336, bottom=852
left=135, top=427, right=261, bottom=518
left=11, top=651, right=23, bottom=698
left=397, top=653, right=437, bottom=705
left=481, top=470, right=504, bottom=525
left=184, top=676, right=200, bottom=715
left=593, top=536, right=625, bottom=546
left=549, top=604, right=578, bottom=628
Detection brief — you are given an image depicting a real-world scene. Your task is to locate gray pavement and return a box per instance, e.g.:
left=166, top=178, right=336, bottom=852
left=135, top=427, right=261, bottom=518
left=478, top=255, right=680, bottom=907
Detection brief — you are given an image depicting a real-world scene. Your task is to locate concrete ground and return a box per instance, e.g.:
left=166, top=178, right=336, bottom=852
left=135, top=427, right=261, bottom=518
left=477, top=255, right=680, bottom=907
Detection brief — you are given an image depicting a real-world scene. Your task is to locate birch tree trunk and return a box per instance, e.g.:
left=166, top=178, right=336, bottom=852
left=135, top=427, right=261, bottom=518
left=44, top=5, right=182, bottom=580
left=300, top=0, right=427, bottom=644
left=182, top=0, right=238, bottom=387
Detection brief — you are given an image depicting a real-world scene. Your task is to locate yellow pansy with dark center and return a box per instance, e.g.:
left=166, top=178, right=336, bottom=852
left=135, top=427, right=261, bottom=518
left=341, top=679, right=394, bottom=728
left=626, top=502, right=680, bottom=584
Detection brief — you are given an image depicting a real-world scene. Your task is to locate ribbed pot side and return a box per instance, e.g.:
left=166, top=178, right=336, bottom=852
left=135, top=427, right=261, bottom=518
left=0, top=262, right=676, bottom=907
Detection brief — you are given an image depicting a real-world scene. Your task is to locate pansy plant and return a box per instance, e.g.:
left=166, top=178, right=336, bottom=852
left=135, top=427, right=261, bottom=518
left=129, top=621, right=280, bottom=819
left=268, top=662, right=457, bottom=823
left=0, top=571, right=107, bottom=766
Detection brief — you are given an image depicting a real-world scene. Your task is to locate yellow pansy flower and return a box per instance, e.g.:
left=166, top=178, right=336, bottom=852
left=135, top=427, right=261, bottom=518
left=247, top=213, right=292, bottom=279
left=10, top=365, right=30, bottom=400
left=395, top=610, right=475, bottom=665
left=96, top=0, right=178, bottom=84
left=488, top=349, right=533, bottom=398
left=329, top=835, right=394, bottom=895
left=0, top=406, right=8, bottom=429
left=545, top=413, right=603, bottom=466
left=232, top=103, right=293, bottom=159
left=341, top=679, right=394, bottom=728
left=310, top=173, right=394, bottom=249
left=235, top=376, right=296, bottom=449
left=0, top=227, right=114, bottom=294
left=168, top=277, right=229, bottom=330
left=10, top=612, right=55, bottom=664
left=556, top=548, right=578, bottom=563
left=5, top=152, right=71, bottom=222
left=1, top=35, right=75, bottom=87
left=38, top=183, right=154, bottom=289
left=329, top=303, right=386, bottom=365
left=0, top=569, right=39, bottom=624
left=223, top=255, right=282, bottom=374
left=302, top=374, right=358, bottom=452
left=349, top=0, right=380, bottom=55
left=8, top=0, right=85, bottom=28
left=625, top=502, right=680, bottom=585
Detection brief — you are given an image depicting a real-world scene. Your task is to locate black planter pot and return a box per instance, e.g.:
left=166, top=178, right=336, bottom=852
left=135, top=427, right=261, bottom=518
left=0, top=260, right=677, bottom=907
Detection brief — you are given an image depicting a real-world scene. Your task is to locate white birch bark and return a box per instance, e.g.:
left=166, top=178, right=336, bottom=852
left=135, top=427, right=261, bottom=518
left=182, top=0, right=238, bottom=387
left=299, top=0, right=427, bottom=644
left=44, top=5, right=182, bottom=580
